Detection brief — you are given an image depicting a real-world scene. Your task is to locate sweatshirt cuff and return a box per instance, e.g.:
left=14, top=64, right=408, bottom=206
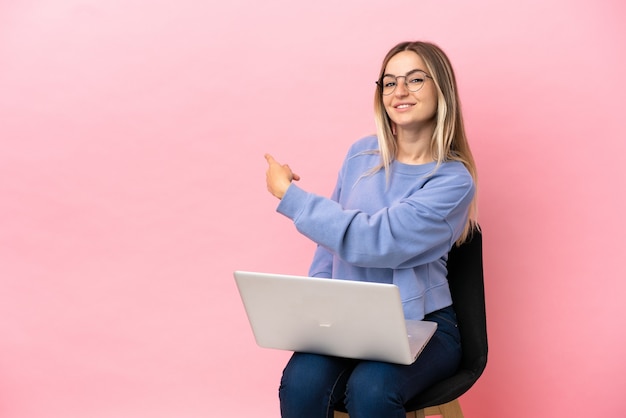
left=276, top=183, right=308, bottom=220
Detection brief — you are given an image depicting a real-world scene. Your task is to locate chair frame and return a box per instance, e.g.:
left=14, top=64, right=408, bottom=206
left=334, top=228, right=487, bottom=417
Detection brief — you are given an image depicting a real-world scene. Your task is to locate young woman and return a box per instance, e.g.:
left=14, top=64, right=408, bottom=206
left=264, top=41, right=478, bottom=418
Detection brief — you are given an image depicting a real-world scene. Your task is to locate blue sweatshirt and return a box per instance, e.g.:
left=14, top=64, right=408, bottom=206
left=276, top=135, right=475, bottom=319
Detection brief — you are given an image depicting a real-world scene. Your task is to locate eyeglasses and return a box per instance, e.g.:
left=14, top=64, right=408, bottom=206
left=376, top=70, right=433, bottom=95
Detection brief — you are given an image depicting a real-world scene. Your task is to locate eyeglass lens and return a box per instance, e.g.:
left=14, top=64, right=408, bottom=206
left=380, top=71, right=427, bottom=95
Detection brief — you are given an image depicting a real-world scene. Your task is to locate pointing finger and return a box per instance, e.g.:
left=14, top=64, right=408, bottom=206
left=264, top=153, right=277, bottom=165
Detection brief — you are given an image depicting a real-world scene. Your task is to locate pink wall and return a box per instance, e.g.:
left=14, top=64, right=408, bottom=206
left=1, top=1, right=625, bottom=417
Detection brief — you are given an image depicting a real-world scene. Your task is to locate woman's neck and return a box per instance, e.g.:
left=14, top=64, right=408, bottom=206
left=395, top=128, right=435, bottom=165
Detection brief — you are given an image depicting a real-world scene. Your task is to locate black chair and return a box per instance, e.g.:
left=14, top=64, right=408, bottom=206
left=334, top=228, right=487, bottom=418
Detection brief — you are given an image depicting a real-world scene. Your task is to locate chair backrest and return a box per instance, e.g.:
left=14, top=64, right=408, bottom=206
left=405, top=227, right=488, bottom=410
left=447, top=227, right=487, bottom=377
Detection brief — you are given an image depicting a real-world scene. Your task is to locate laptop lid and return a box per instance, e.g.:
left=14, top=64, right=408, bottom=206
left=233, top=270, right=437, bottom=365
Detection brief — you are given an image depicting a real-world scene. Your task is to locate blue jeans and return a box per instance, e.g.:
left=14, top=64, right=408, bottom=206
left=278, top=305, right=461, bottom=418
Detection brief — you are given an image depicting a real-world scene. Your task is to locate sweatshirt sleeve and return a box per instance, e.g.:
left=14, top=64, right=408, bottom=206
left=308, top=245, right=334, bottom=278
left=276, top=170, right=474, bottom=270
left=307, top=171, right=343, bottom=278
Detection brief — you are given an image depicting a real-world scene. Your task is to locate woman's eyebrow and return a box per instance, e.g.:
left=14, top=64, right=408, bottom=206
left=382, top=68, right=426, bottom=77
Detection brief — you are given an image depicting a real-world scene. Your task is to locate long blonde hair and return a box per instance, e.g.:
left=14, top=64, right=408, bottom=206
left=373, top=41, right=478, bottom=244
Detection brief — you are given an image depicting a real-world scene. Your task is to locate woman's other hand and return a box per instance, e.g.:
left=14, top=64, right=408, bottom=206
left=264, top=153, right=300, bottom=199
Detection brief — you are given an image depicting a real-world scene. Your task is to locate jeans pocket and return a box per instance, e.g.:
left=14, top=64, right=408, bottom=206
left=425, top=306, right=459, bottom=331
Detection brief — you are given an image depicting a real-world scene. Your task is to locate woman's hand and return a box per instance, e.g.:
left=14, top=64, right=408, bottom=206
left=264, top=153, right=300, bottom=199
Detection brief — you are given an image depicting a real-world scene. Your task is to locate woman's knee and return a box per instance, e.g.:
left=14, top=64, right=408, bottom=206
left=280, top=354, right=324, bottom=402
left=344, top=363, right=403, bottom=412
left=279, top=353, right=353, bottom=412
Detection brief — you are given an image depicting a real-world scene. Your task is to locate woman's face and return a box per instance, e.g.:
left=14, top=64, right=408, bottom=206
left=381, top=51, right=438, bottom=134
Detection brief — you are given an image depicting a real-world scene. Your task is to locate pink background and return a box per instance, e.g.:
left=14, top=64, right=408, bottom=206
left=1, top=1, right=625, bottom=417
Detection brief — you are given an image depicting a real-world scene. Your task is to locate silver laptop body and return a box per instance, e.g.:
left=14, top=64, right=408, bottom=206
left=234, top=270, right=437, bottom=365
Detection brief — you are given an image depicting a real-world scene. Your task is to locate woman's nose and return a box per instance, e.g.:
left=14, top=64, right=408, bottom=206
left=394, top=77, right=409, bottom=96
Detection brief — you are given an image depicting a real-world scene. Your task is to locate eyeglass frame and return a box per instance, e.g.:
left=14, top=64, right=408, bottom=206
left=376, top=69, right=433, bottom=96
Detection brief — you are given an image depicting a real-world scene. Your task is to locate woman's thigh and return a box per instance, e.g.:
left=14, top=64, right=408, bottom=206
left=346, top=329, right=461, bottom=405
left=344, top=307, right=462, bottom=416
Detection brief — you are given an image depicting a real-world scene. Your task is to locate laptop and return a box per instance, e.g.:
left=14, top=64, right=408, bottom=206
left=233, top=270, right=437, bottom=365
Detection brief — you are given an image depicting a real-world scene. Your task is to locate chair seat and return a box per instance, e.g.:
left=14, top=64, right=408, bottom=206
left=334, top=399, right=464, bottom=418
left=404, top=364, right=485, bottom=410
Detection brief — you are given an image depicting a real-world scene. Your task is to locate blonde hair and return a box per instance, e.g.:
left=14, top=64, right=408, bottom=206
left=373, top=41, right=478, bottom=244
